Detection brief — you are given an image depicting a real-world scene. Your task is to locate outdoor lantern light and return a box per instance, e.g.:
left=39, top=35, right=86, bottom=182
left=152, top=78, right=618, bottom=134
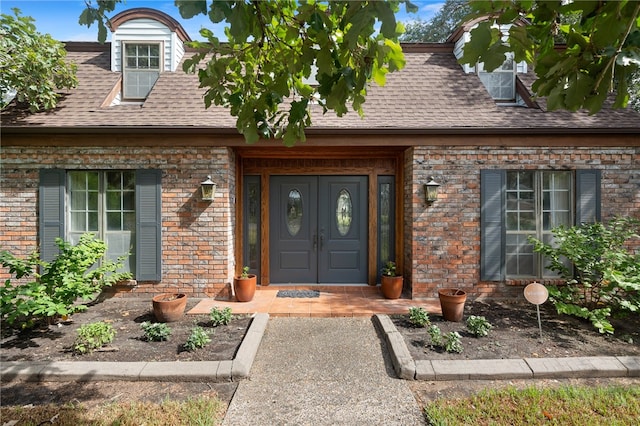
left=200, top=176, right=216, bottom=201
left=424, top=176, right=440, bottom=204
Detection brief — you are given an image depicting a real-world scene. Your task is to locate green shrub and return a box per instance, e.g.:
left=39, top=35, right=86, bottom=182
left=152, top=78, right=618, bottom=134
left=184, top=326, right=211, bottom=351
left=427, top=324, right=443, bottom=348
left=466, top=315, right=493, bottom=337
left=529, top=217, right=640, bottom=334
left=73, top=321, right=115, bottom=354
left=0, top=233, right=131, bottom=327
left=426, top=325, right=463, bottom=353
left=140, top=321, right=172, bottom=342
left=443, top=331, right=463, bottom=353
left=209, top=306, right=232, bottom=327
left=408, top=306, right=430, bottom=327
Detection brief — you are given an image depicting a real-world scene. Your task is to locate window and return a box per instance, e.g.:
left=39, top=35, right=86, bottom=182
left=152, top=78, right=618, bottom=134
left=123, top=43, right=161, bottom=100
left=39, top=169, right=162, bottom=281
left=481, top=169, right=600, bottom=281
left=478, top=54, right=515, bottom=101
left=69, top=171, right=136, bottom=273
left=505, top=171, right=571, bottom=278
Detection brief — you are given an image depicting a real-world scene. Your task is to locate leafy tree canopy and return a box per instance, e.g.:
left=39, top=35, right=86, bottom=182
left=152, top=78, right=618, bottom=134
left=0, top=8, right=78, bottom=112
left=401, top=0, right=470, bottom=42
left=460, top=0, right=640, bottom=114
left=81, top=0, right=417, bottom=146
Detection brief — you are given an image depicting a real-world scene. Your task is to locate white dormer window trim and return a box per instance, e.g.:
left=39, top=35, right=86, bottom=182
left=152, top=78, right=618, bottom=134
left=122, top=41, right=164, bottom=100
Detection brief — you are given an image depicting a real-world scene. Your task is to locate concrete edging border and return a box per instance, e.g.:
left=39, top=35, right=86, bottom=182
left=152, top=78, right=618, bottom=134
left=373, top=314, right=640, bottom=381
left=1, top=313, right=269, bottom=383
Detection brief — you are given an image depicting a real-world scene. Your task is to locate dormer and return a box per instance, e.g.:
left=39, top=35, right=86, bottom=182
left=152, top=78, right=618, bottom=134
left=108, top=8, right=191, bottom=104
left=448, top=17, right=531, bottom=107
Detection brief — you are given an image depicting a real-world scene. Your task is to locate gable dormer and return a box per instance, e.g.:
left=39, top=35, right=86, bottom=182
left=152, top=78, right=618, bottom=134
left=108, top=8, right=191, bottom=102
left=448, top=17, right=530, bottom=106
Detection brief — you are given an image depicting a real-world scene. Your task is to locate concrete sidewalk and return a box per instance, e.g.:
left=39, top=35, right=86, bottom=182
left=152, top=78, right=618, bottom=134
left=222, top=317, right=424, bottom=425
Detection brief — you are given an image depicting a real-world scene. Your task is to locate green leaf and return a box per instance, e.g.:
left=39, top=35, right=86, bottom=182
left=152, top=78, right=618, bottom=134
left=175, top=0, right=207, bottom=19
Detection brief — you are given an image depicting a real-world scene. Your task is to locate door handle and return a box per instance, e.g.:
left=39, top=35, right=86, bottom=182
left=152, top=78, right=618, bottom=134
left=319, top=231, right=324, bottom=251
left=313, top=233, right=317, bottom=251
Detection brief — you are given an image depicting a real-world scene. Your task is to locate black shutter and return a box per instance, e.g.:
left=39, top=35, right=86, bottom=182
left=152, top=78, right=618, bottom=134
left=576, top=169, right=601, bottom=224
left=480, top=169, right=506, bottom=281
left=136, top=169, right=162, bottom=281
left=39, top=169, right=65, bottom=262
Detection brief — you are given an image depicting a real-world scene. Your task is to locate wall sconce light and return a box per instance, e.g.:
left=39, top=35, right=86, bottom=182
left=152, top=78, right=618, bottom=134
left=424, top=176, right=440, bottom=204
left=200, top=176, right=216, bottom=201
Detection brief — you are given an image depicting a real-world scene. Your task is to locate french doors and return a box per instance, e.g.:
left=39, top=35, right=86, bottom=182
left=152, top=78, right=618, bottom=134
left=269, top=176, right=368, bottom=283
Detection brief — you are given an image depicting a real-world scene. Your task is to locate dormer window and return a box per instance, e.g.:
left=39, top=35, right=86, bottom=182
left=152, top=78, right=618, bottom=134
left=477, top=54, right=516, bottom=101
left=123, top=42, right=162, bottom=100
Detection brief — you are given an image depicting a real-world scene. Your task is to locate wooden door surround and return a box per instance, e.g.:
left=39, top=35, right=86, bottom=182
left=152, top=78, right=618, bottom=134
left=235, top=146, right=405, bottom=286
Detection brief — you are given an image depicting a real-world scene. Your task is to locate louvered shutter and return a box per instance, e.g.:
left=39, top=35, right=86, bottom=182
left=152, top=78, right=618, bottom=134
left=480, top=169, right=506, bottom=281
left=136, top=169, right=162, bottom=281
left=575, top=169, right=601, bottom=224
left=39, top=169, right=65, bottom=262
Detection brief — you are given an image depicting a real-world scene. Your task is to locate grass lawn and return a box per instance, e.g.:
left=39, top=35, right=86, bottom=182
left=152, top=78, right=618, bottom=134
left=424, top=384, right=640, bottom=425
left=1, top=396, right=225, bottom=426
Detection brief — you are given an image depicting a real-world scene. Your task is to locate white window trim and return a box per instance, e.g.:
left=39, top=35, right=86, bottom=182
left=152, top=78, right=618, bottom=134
left=121, top=41, right=164, bottom=101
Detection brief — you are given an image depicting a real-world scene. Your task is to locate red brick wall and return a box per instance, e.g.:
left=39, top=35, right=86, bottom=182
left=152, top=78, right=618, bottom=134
left=407, top=145, right=640, bottom=302
left=0, top=145, right=236, bottom=297
left=2, top=142, right=638, bottom=301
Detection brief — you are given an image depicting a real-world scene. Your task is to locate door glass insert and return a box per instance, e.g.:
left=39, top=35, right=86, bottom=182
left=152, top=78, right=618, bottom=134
left=336, top=188, right=352, bottom=236
left=286, top=189, right=303, bottom=236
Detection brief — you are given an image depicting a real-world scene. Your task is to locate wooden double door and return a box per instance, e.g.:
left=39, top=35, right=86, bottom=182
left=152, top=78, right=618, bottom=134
left=269, top=175, right=368, bottom=283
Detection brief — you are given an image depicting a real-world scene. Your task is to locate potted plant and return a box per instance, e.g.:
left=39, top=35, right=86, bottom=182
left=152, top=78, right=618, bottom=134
left=152, top=293, right=187, bottom=322
left=438, top=288, right=467, bottom=322
left=380, top=261, right=403, bottom=299
left=234, top=266, right=257, bottom=302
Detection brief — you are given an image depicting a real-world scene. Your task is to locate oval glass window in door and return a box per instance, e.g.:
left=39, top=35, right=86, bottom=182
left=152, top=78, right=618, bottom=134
left=286, top=189, right=303, bottom=236
left=336, top=188, right=352, bottom=236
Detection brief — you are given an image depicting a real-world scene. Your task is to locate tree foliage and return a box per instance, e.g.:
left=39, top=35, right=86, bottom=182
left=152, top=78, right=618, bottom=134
left=461, top=0, right=640, bottom=114
left=80, top=0, right=417, bottom=146
left=401, top=0, right=470, bottom=42
left=0, top=8, right=78, bottom=112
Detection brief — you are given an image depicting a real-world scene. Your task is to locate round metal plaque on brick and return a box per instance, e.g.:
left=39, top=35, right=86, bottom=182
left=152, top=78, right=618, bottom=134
left=524, top=282, right=548, bottom=305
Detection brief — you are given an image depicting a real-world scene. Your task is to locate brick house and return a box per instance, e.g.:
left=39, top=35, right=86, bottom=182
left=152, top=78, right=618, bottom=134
left=1, top=8, right=639, bottom=301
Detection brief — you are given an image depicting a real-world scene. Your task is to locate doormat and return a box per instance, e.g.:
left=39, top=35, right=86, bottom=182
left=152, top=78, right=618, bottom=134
left=276, top=290, right=320, bottom=298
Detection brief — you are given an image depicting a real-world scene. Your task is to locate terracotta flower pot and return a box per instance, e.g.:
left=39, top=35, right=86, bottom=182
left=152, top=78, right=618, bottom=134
left=438, top=288, right=467, bottom=322
left=152, top=293, right=187, bottom=322
left=381, top=275, right=403, bottom=299
left=234, top=274, right=257, bottom=302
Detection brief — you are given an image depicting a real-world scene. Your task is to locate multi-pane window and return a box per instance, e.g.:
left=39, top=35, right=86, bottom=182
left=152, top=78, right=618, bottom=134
left=478, top=54, right=516, bottom=101
left=123, top=43, right=161, bottom=99
left=69, top=171, right=135, bottom=273
left=506, top=171, right=572, bottom=278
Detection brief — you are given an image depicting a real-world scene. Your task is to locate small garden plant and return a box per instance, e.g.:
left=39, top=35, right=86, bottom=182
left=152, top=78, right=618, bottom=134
left=184, top=325, right=211, bottom=351
left=408, top=306, right=430, bottom=327
left=381, top=261, right=398, bottom=277
left=443, top=331, right=463, bottom=353
left=466, top=315, right=493, bottom=337
left=140, top=321, right=172, bottom=342
left=209, top=306, right=232, bottom=327
left=425, top=326, right=464, bottom=353
left=240, top=266, right=250, bottom=278
left=73, top=321, right=116, bottom=354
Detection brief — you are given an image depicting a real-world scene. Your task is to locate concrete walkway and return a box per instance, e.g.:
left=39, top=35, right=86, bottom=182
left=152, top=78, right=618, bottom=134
left=222, top=317, right=424, bottom=425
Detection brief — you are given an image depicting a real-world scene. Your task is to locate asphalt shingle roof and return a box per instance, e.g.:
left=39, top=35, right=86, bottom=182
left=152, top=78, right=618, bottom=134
left=2, top=42, right=639, bottom=133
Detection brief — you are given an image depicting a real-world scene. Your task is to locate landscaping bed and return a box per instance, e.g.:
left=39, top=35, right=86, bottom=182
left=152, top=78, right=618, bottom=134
left=0, top=297, right=250, bottom=362
left=392, top=300, right=640, bottom=361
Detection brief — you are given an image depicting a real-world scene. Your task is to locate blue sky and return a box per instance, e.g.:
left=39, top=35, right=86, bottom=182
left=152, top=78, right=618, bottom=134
left=1, top=0, right=444, bottom=42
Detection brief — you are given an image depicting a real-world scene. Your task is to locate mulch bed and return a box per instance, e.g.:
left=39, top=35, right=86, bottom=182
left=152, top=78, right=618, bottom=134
left=0, top=297, right=251, bottom=362
left=393, top=300, right=640, bottom=361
